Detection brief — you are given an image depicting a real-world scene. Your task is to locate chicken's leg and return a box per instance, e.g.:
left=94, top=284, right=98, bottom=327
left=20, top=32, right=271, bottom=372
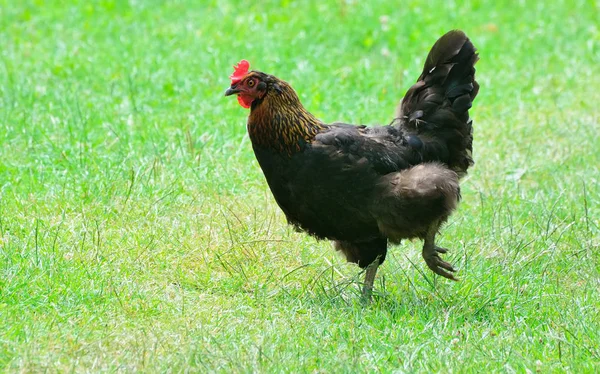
left=422, top=222, right=458, bottom=281
left=362, top=257, right=380, bottom=301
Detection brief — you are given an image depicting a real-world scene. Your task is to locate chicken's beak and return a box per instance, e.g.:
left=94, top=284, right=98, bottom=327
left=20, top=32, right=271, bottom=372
left=224, top=87, right=240, bottom=96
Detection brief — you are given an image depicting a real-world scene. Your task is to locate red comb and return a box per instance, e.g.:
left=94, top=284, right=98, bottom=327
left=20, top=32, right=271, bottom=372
left=230, top=60, right=250, bottom=85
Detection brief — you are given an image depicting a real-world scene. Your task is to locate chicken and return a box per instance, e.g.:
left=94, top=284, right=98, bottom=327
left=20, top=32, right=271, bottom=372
left=225, top=30, right=479, bottom=299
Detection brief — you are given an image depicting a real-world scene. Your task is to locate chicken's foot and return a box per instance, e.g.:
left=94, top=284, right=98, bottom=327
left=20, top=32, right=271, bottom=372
left=422, top=222, right=458, bottom=281
left=362, top=257, right=380, bottom=302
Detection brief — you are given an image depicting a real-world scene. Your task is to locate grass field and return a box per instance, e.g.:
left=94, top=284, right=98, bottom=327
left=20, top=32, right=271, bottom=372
left=1, top=0, right=599, bottom=372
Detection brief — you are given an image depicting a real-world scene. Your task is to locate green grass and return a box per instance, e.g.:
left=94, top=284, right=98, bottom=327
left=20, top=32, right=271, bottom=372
left=1, top=0, right=599, bottom=372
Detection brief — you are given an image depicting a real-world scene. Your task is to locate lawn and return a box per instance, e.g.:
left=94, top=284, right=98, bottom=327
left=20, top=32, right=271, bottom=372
left=1, top=0, right=599, bottom=372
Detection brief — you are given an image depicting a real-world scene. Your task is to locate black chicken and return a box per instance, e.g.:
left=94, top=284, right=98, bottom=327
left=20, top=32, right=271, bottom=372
left=225, top=30, right=479, bottom=299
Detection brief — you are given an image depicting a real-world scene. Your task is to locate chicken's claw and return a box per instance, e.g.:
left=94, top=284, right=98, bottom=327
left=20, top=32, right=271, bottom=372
left=423, top=246, right=458, bottom=281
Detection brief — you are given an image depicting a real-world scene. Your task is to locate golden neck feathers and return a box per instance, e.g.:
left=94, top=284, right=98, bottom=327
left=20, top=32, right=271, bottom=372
left=247, top=81, right=326, bottom=155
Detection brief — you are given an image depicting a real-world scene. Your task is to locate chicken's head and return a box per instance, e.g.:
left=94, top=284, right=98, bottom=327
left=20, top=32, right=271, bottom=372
left=225, top=60, right=278, bottom=109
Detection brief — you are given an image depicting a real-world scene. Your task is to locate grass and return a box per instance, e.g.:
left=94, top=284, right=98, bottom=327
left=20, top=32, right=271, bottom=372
left=1, top=0, right=599, bottom=372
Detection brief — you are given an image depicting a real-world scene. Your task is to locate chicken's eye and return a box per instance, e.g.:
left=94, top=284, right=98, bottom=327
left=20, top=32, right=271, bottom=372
left=247, top=79, right=256, bottom=88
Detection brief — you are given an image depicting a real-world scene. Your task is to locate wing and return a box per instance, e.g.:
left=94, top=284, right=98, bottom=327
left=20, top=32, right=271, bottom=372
left=313, top=123, right=425, bottom=174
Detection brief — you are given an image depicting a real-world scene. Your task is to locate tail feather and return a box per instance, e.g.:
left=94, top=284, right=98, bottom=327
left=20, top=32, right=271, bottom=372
left=422, top=30, right=479, bottom=99
left=396, top=30, right=479, bottom=177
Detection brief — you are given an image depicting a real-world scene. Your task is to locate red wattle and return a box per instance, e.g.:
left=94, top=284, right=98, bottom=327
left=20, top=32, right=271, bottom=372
left=237, top=94, right=253, bottom=109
